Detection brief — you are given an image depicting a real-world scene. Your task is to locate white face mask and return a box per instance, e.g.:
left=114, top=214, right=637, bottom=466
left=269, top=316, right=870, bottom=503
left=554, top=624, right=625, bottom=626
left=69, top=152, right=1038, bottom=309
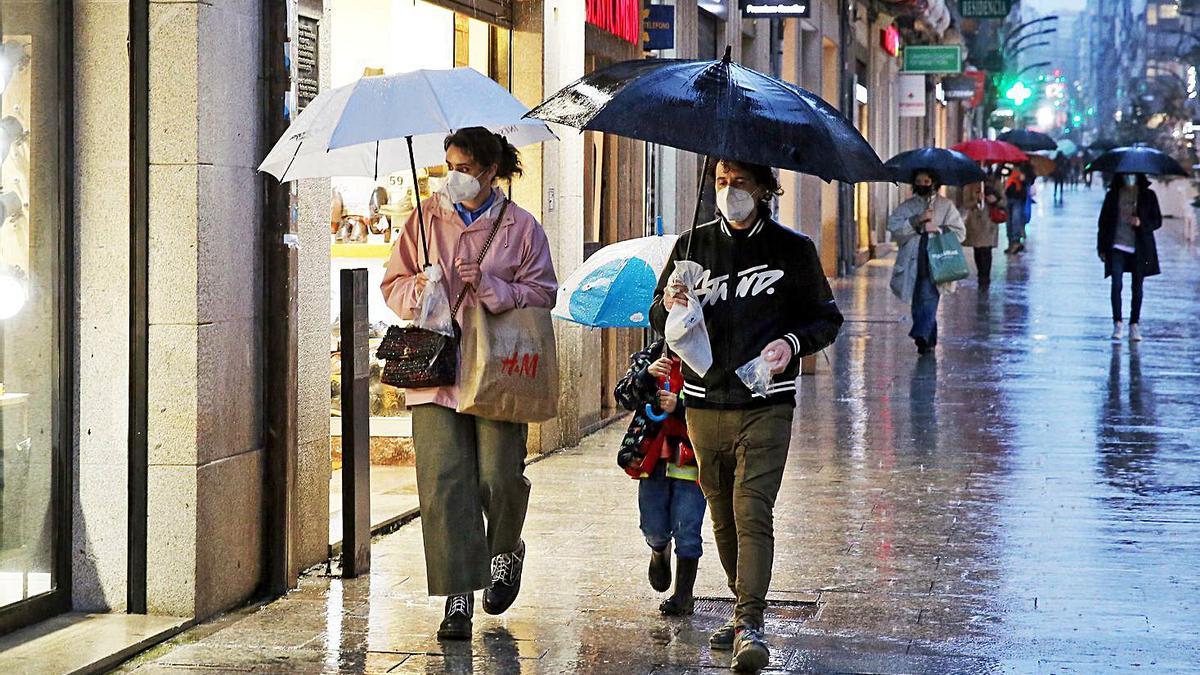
left=442, top=169, right=484, bottom=204
left=1123, top=174, right=1137, bottom=187
left=716, top=186, right=757, bottom=223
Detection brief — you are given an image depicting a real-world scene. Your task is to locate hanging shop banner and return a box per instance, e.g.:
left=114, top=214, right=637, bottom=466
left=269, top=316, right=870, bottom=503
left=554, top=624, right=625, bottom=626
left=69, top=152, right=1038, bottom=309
left=942, top=75, right=976, bottom=100
left=902, top=45, right=963, bottom=74
left=965, top=70, right=987, bottom=107
left=898, top=74, right=926, bottom=117
left=880, top=25, right=901, bottom=57
left=739, top=0, right=812, bottom=18
left=587, top=0, right=641, bottom=45
left=643, top=4, right=674, bottom=51
left=959, top=0, right=1013, bottom=19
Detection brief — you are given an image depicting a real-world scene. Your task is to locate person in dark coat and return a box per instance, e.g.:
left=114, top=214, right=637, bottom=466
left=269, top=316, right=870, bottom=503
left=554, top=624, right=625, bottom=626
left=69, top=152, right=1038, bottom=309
left=1097, top=173, right=1162, bottom=342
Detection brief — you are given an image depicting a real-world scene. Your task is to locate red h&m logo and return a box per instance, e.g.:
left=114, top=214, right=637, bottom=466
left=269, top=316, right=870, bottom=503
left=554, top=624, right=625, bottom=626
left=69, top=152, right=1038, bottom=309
left=500, top=350, right=540, bottom=378
left=586, top=0, right=640, bottom=45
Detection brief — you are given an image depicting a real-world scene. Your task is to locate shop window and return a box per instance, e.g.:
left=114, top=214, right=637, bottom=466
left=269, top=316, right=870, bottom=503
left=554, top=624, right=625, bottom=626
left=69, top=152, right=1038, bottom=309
left=0, top=0, right=66, bottom=629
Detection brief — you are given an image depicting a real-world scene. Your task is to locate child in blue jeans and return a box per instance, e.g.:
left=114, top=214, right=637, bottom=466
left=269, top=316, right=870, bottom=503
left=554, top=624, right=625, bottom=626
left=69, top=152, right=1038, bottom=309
left=615, top=339, right=706, bottom=616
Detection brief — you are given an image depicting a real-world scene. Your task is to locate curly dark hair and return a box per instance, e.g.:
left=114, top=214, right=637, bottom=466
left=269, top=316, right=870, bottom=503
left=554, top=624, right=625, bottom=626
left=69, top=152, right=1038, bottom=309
left=443, top=127, right=524, bottom=179
left=715, top=159, right=785, bottom=200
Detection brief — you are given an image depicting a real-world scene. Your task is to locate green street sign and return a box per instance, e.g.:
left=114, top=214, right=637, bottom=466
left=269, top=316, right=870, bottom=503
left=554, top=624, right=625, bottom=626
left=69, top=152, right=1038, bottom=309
left=959, top=0, right=1013, bottom=19
left=901, top=46, right=963, bottom=74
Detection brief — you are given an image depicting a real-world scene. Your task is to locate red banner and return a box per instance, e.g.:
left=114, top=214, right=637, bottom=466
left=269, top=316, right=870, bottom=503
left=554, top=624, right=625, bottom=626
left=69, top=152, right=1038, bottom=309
left=586, top=0, right=641, bottom=45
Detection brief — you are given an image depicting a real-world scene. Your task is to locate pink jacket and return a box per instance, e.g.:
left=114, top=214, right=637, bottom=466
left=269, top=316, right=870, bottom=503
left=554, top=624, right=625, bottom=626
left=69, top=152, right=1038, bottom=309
left=380, top=191, right=557, bottom=409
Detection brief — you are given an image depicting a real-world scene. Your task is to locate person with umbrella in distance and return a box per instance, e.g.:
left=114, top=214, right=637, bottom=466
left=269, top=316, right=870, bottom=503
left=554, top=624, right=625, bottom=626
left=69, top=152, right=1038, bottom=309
left=1003, top=164, right=1031, bottom=254
left=381, top=128, right=558, bottom=641
left=650, top=160, right=844, bottom=671
left=887, top=170, right=967, bottom=355
left=1089, top=145, right=1185, bottom=341
left=1097, top=173, right=1162, bottom=342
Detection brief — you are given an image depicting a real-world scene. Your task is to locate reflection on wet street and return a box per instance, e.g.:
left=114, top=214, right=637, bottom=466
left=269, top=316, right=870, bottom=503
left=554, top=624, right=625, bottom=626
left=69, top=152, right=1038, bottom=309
left=122, top=188, right=1200, bottom=673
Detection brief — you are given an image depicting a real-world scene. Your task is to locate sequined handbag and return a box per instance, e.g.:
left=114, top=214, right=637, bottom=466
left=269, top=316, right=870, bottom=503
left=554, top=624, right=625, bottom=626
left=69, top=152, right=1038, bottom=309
left=377, top=199, right=508, bottom=389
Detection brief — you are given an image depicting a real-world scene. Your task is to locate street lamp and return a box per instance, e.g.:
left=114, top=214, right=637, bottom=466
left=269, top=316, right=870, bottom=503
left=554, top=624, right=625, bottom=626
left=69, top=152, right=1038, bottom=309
left=1002, top=15, right=1059, bottom=50
left=1006, top=40, right=1051, bottom=62
left=1006, top=28, right=1058, bottom=56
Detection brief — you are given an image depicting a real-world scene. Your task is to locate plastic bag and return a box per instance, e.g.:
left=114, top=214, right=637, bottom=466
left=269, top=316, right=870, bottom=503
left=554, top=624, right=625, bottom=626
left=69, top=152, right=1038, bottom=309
left=664, top=260, right=712, bottom=377
left=735, top=356, right=773, bottom=398
left=413, top=264, right=455, bottom=337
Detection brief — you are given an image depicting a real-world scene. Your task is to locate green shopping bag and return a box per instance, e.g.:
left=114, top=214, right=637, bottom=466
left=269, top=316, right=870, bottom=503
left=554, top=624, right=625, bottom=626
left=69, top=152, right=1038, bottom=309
left=926, top=231, right=970, bottom=284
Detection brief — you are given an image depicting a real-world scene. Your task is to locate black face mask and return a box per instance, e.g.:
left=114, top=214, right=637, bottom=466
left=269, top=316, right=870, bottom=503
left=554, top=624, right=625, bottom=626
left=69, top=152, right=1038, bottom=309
left=914, top=184, right=935, bottom=197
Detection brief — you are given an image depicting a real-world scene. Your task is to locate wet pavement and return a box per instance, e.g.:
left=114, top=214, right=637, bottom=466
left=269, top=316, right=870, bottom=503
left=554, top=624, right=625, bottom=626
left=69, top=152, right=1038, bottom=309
left=120, top=187, right=1200, bottom=674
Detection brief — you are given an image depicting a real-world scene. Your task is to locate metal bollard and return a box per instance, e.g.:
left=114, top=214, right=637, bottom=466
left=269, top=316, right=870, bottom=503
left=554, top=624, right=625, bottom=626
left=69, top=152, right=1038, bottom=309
left=340, top=268, right=371, bottom=577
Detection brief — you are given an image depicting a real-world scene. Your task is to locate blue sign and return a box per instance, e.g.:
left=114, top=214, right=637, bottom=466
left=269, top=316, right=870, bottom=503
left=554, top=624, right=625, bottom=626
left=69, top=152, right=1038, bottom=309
left=643, top=4, right=674, bottom=52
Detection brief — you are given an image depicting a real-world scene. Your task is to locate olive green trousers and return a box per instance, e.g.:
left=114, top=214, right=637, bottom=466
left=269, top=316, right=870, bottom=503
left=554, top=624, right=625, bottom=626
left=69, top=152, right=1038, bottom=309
left=411, top=404, right=529, bottom=596
left=686, top=404, right=793, bottom=630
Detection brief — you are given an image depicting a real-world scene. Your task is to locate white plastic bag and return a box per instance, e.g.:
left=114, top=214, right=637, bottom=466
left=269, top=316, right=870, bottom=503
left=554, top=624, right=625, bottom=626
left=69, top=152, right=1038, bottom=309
left=735, top=356, right=773, bottom=398
left=413, top=264, right=455, bottom=337
left=664, top=260, right=712, bottom=376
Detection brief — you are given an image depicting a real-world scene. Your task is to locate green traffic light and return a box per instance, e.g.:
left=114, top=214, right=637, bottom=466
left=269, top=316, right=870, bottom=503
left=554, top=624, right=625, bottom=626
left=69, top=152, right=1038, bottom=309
left=1006, top=81, right=1033, bottom=106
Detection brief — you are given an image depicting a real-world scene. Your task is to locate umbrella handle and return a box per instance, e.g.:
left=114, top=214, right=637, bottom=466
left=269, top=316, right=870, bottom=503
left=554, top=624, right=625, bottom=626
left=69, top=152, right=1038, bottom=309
left=644, top=380, right=673, bottom=422
left=407, top=135, right=431, bottom=268
left=684, top=155, right=713, bottom=261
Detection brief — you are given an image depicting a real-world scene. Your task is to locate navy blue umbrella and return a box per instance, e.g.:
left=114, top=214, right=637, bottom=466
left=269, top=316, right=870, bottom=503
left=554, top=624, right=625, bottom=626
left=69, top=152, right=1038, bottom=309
left=884, top=148, right=987, bottom=187
left=1085, top=145, right=1188, bottom=177
left=997, top=129, right=1058, bottom=152
left=526, top=48, right=888, bottom=185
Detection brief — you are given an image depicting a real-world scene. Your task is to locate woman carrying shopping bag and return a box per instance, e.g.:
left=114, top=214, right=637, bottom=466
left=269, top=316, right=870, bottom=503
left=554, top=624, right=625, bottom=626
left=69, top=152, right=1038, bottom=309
left=888, top=170, right=967, bottom=355
left=380, top=127, right=557, bottom=641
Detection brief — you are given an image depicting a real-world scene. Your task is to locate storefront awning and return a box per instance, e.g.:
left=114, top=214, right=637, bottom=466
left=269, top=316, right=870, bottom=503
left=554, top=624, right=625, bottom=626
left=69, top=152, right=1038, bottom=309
left=427, top=0, right=512, bottom=28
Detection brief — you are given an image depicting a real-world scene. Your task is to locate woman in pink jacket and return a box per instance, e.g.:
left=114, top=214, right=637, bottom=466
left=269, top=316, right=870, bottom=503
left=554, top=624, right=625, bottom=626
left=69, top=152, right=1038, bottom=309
left=381, top=128, right=557, bottom=641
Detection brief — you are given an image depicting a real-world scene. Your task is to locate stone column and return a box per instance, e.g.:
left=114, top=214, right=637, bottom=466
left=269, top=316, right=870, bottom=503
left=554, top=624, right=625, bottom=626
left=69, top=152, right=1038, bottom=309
left=537, top=0, right=586, bottom=449
left=144, top=0, right=265, bottom=619
left=73, top=0, right=131, bottom=612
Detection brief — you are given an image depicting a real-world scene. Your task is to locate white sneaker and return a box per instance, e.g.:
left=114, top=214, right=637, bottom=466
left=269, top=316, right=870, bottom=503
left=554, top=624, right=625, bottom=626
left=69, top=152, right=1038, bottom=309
left=1111, top=321, right=1124, bottom=341
left=1130, top=324, right=1142, bottom=342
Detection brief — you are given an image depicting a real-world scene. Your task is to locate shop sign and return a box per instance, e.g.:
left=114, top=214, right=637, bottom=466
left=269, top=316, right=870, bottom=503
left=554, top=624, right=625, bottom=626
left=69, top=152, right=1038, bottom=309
left=880, top=25, right=901, bottom=57
left=942, top=75, right=976, bottom=100
left=901, top=45, right=963, bottom=74
left=587, top=0, right=641, bottom=45
left=643, top=4, right=674, bottom=52
left=898, top=74, right=926, bottom=118
left=959, top=0, right=1013, bottom=19
left=739, top=0, right=812, bottom=18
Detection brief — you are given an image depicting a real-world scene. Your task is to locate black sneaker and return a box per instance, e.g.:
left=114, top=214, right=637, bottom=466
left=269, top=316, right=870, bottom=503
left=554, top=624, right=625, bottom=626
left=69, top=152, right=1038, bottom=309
left=437, top=594, right=473, bottom=641
left=709, top=618, right=737, bottom=650
left=482, top=540, right=525, bottom=615
left=648, top=545, right=671, bottom=593
left=731, top=627, right=769, bottom=672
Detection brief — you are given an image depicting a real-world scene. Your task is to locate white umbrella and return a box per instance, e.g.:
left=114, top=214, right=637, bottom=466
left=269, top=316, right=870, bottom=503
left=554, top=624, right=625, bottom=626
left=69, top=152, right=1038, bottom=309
left=552, top=235, right=678, bottom=328
left=258, top=68, right=556, bottom=183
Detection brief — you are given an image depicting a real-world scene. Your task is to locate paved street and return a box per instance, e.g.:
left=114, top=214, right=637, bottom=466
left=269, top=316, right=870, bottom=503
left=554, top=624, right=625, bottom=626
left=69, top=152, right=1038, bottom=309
left=120, top=186, right=1200, bottom=674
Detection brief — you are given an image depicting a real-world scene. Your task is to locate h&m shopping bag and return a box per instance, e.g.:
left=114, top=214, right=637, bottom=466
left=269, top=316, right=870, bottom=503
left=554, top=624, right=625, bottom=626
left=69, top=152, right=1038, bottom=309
left=926, top=231, right=970, bottom=284
left=456, top=303, right=559, bottom=424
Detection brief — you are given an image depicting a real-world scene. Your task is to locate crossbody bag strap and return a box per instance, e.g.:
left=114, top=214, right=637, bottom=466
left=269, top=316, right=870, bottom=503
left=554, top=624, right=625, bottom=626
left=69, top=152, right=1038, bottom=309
left=450, top=198, right=511, bottom=317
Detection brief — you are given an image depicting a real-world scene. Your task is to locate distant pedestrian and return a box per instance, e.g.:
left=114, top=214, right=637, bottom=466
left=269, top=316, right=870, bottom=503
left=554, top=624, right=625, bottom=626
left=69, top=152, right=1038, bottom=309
left=1052, top=153, right=1069, bottom=205
left=888, top=170, right=967, bottom=355
left=961, top=180, right=1001, bottom=290
left=614, top=340, right=705, bottom=617
left=651, top=158, right=843, bottom=672
left=1004, top=166, right=1030, bottom=254
left=1098, top=173, right=1162, bottom=342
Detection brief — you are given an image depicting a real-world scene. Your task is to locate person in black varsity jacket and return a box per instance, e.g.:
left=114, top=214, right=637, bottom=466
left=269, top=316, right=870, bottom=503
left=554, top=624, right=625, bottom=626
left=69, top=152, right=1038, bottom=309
left=649, top=159, right=843, bottom=672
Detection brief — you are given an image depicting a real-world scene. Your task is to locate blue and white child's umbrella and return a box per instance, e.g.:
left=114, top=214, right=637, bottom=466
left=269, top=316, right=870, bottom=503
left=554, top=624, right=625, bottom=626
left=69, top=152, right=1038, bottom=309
left=553, top=233, right=679, bottom=328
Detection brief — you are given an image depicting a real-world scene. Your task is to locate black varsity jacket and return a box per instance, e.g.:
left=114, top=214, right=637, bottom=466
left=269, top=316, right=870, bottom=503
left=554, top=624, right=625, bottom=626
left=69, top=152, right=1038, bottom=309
left=649, top=216, right=844, bottom=409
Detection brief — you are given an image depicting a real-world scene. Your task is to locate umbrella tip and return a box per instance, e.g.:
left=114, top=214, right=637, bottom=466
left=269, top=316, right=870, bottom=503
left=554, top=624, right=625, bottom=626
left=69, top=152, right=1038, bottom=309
left=722, top=45, right=732, bottom=63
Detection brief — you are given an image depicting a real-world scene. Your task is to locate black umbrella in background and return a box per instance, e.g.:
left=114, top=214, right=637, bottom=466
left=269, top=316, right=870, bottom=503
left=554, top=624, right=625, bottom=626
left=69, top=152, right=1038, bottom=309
left=998, top=129, right=1058, bottom=151
left=527, top=47, right=888, bottom=256
left=884, top=147, right=987, bottom=187
left=1085, top=145, right=1189, bottom=176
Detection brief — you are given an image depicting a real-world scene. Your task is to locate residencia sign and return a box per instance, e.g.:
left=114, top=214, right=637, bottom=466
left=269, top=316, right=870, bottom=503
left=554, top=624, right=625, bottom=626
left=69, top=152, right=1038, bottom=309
left=959, top=0, right=1013, bottom=19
